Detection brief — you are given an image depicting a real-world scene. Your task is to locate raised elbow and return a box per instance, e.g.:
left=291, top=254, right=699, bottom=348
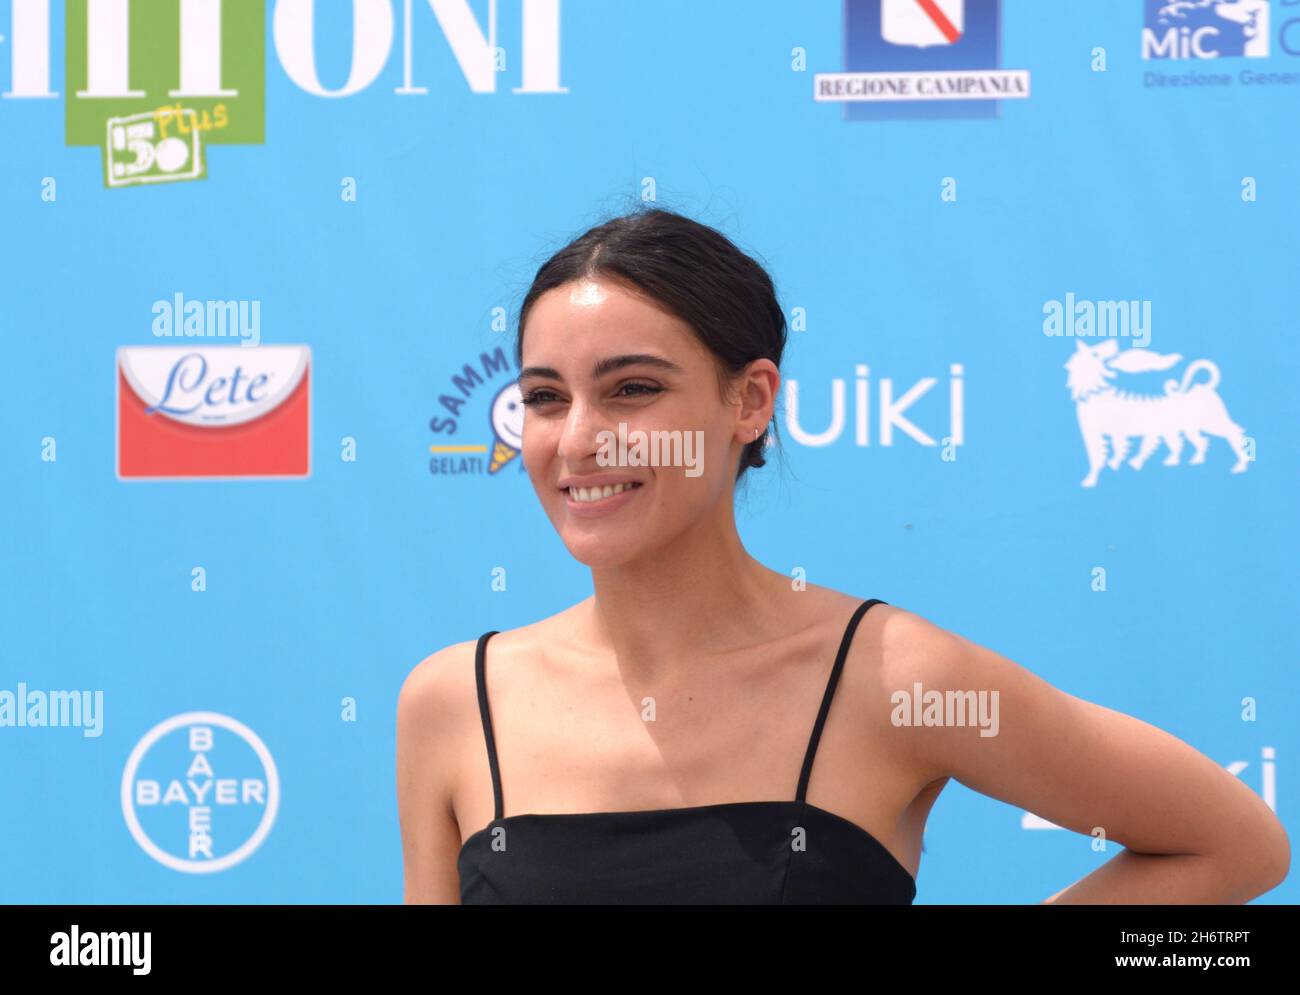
left=1232, top=810, right=1291, bottom=901
left=1258, top=817, right=1291, bottom=892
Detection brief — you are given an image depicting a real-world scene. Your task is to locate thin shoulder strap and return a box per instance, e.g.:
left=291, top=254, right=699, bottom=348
left=474, top=630, right=504, bottom=822
left=795, top=599, right=886, bottom=803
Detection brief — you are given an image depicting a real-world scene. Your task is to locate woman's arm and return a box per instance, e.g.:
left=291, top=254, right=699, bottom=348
left=876, top=608, right=1290, bottom=903
left=395, top=641, right=476, bottom=904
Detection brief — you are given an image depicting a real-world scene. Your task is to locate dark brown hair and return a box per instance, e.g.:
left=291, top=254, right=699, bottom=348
left=515, top=206, right=786, bottom=483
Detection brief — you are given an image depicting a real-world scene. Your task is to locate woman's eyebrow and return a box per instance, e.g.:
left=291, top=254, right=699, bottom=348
left=518, top=354, right=685, bottom=384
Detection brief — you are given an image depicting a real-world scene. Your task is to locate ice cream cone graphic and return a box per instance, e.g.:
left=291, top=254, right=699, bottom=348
left=489, top=438, right=518, bottom=473
left=488, top=383, right=525, bottom=475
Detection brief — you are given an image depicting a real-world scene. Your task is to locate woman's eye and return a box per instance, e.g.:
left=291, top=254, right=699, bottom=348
left=520, top=383, right=662, bottom=407
left=520, top=389, right=559, bottom=407
left=617, top=383, right=663, bottom=399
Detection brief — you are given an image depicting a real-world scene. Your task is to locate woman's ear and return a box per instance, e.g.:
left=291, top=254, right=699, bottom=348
left=735, top=359, right=779, bottom=438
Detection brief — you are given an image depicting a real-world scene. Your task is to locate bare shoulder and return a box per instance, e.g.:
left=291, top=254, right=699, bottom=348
left=846, top=599, right=1037, bottom=773
left=395, top=628, right=520, bottom=814
left=395, top=636, right=489, bottom=903
left=820, top=594, right=969, bottom=756
left=804, top=588, right=968, bottom=674
left=399, top=603, right=587, bottom=725
left=845, top=599, right=1019, bottom=699
left=397, top=637, right=479, bottom=732
left=864, top=601, right=972, bottom=682
left=463, top=600, right=593, bottom=674
left=395, top=637, right=487, bottom=828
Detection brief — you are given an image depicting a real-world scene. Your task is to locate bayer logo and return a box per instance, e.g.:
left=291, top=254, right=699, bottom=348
left=121, top=712, right=280, bottom=873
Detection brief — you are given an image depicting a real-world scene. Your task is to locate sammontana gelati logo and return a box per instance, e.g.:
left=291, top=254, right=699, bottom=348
left=1064, top=340, right=1252, bottom=488
left=4, top=0, right=565, bottom=188
left=429, top=346, right=527, bottom=478
left=814, top=0, right=1030, bottom=120
left=121, top=711, right=279, bottom=873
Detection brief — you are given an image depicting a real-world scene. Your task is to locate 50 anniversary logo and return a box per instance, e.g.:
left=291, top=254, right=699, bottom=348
left=2, top=0, right=566, bottom=188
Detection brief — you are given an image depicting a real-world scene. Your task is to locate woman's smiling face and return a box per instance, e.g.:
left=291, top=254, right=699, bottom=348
left=517, top=276, right=751, bottom=568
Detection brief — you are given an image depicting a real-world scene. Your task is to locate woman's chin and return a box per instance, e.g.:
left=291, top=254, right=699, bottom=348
left=560, top=534, right=646, bottom=569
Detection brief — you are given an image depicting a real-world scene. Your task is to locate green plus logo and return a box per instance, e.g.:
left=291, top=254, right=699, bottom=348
left=6, top=0, right=568, bottom=189
left=65, top=0, right=264, bottom=187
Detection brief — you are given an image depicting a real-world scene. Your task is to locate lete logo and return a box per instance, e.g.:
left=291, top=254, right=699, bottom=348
left=116, top=345, right=311, bottom=479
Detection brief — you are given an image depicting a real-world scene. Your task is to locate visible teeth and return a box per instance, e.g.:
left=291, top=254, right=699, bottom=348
left=569, top=482, right=636, bottom=503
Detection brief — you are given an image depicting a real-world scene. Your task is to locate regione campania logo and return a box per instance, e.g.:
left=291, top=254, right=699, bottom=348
left=116, top=345, right=311, bottom=479
left=815, top=0, right=1030, bottom=120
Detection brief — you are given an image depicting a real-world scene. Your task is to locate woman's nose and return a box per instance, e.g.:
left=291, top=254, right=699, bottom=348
left=557, top=398, right=610, bottom=463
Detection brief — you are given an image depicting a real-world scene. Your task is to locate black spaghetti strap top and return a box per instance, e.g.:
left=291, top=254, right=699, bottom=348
left=457, top=598, right=916, bottom=904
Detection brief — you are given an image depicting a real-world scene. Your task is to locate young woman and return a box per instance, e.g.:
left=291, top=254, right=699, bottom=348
left=397, top=207, right=1289, bottom=904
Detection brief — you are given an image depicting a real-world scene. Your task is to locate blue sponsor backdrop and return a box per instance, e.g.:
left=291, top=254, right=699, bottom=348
left=1, top=0, right=1297, bottom=903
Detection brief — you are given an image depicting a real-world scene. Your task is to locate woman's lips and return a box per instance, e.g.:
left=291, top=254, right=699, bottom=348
left=562, top=481, right=644, bottom=518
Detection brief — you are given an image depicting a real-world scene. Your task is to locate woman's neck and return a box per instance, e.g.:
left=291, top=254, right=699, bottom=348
left=581, top=510, right=794, bottom=679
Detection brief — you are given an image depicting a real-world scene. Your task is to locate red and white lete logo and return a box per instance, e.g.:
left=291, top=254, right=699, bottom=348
left=116, top=345, right=311, bottom=479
